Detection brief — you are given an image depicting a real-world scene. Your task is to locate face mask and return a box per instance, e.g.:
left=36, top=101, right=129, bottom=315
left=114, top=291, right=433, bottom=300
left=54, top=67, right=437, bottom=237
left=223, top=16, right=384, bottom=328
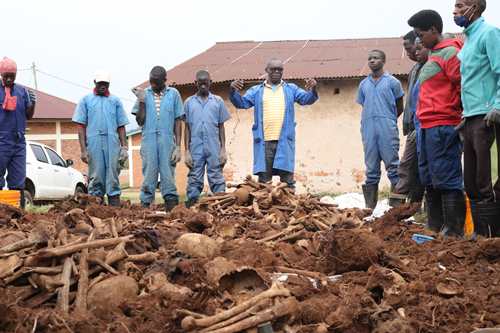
left=454, top=15, right=470, bottom=27
left=454, top=5, right=475, bottom=28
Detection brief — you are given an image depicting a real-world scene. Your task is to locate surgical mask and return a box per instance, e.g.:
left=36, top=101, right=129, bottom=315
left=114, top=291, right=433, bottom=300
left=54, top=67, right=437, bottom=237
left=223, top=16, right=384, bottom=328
left=454, top=5, right=475, bottom=28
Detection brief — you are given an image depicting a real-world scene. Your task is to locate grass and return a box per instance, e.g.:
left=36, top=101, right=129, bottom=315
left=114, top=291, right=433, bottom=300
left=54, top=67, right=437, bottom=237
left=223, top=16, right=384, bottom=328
left=25, top=205, right=52, bottom=214
left=121, top=189, right=186, bottom=204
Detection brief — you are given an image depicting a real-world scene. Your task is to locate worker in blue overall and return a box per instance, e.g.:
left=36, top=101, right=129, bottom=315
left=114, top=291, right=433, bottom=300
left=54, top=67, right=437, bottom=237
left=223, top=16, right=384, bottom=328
left=132, top=66, right=184, bottom=212
left=73, top=72, right=129, bottom=206
left=184, top=70, right=230, bottom=207
left=357, top=50, right=405, bottom=209
left=0, top=57, right=36, bottom=208
left=229, top=58, right=318, bottom=188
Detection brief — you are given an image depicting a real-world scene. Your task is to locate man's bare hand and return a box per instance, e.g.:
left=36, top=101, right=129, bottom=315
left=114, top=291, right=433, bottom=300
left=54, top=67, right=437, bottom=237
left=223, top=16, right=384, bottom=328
left=230, top=80, right=245, bottom=92
left=305, top=78, right=317, bottom=91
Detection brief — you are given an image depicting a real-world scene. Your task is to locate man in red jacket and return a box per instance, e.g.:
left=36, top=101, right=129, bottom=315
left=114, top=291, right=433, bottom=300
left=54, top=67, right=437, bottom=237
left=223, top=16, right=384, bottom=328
left=408, top=10, right=465, bottom=237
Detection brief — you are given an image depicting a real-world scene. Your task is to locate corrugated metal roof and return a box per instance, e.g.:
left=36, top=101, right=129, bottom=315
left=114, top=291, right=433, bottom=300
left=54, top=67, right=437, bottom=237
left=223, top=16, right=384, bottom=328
left=31, top=89, right=76, bottom=120
left=140, top=37, right=414, bottom=88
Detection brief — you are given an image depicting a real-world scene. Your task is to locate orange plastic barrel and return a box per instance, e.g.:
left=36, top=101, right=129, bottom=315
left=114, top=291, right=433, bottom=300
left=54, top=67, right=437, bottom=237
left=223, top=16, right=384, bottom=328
left=0, top=190, right=21, bottom=208
left=464, top=195, right=474, bottom=237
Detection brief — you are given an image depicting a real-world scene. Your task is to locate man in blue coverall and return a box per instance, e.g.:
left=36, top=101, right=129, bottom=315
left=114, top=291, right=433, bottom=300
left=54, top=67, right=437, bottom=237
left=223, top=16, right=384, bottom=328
left=132, top=66, right=184, bottom=212
left=73, top=72, right=129, bottom=207
left=229, top=58, right=318, bottom=188
left=0, top=57, right=36, bottom=208
left=357, top=50, right=405, bottom=209
left=184, top=70, right=230, bottom=207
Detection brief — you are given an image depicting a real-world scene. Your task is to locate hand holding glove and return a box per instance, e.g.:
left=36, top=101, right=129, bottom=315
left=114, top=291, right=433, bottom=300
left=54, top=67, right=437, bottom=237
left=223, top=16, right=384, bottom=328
left=28, top=89, right=37, bottom=105
left=131, top=87, right=146, bottom=103
left=170, top=145, right=181, bottom=164
left=484, top=109, right=500, bottom=127
left=219, top=148, right=227, bottom=168
left=119, top=146, right=128, bottom=164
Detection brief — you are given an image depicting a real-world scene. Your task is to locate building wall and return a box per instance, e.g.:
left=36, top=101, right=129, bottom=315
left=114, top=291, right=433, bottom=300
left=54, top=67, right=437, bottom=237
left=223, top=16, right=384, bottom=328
left=128, top=77, right=408, bottom=194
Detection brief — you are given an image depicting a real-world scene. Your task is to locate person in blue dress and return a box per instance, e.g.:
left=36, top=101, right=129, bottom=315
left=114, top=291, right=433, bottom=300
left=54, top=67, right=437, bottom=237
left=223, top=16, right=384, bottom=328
left=356, top=50, right=405, bottom=209
left=73, top=72, right=129, bottom=206
left=0, top=57, right=36, bottom=208
left=184, top=70, right=230, bottom=207
left=132, top=66, right=184, bottom=211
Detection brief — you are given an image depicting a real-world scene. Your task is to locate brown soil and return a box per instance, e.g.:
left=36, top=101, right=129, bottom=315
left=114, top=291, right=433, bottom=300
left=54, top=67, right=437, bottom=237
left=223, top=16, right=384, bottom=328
left=0, top=189, right=499, bottom=333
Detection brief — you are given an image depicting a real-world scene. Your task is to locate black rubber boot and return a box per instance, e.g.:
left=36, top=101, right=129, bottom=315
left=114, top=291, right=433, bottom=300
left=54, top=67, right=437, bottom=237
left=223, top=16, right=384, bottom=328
left=17, top=190, right=26, bottom=209
left=470, top=201, right=500, bottom=238
left=388, top=193, right=406, bottom=208
left=408, top=185, right=426, bottom=204
left=185, top=198, right=198, bottom=208
left=441, top=190, right=466, bottom=238
left=108, top=195, right=121, bottom=207
left=164, top=197, right=179, bottom=212
left=362, top=184, right=378, bottom=210
left=425, top=187, right=444, bottom=233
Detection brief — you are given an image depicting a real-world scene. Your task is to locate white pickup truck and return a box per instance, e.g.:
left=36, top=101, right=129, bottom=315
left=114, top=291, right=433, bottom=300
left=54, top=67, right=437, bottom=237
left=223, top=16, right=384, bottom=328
left=24, top=141, right=87, bottom=204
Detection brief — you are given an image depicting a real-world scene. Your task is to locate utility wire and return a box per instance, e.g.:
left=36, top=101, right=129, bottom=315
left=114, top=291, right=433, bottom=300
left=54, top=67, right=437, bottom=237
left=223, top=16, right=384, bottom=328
left=34, top=68, right=136, bottom=103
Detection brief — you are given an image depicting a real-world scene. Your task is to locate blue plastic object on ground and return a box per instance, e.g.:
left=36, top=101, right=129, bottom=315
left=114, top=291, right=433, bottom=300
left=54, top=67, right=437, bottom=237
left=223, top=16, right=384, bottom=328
left=412, top=234, right=435, bottom=244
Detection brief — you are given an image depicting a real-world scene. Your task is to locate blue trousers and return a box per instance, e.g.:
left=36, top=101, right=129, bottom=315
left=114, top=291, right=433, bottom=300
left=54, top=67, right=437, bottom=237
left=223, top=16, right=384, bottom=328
left=418, top=126, right=463, bottom=190
left=87, top=134, right=121, bottom=197
left=361, top=118, right=400, bottom=186
left=187, top=144, right=225, bottom=201
left=140, top=133, right=178, bottom=204
left=0, top=132, right=26, bottom=190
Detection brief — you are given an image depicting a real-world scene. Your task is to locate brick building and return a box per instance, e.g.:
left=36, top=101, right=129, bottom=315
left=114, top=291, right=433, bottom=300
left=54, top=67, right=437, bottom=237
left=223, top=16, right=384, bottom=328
left=24, top=90, right=85, bottom=172
left=130, top=37, right=414, bottom=194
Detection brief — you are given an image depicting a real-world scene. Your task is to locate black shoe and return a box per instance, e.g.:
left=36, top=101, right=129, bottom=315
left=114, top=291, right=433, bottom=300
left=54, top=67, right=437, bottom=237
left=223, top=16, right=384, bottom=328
left=108, top=195, right=121, bottom=207
left=425, top=187, right=444, bottom=233
left=441, top=190, right=465, bottom=237
left=185, top=198, right=198, bottom=208
left=362, top=184, right=378, bottom=209
left=470, top=201, right=500, bottom=238
left=141, top=201, right=151, bottom=208
left=164, top=197, right=179, bottom=212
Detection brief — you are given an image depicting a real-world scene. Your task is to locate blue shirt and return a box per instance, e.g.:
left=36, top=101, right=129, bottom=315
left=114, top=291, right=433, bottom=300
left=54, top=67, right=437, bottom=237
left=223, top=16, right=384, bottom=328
left=72, top=93, right=129, bottom=138
left=132, top=87, right=184, bottom=137
left=357, top=73, right=404, bottom=122
left=0, top=84, right=32, bottom=134
left=184, top=94, right=230, bottom=146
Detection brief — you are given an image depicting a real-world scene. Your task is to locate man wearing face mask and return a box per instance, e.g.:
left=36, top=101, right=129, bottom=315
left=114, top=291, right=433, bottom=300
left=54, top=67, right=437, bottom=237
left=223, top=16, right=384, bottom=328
left=229, top=58, right=318, bottom=189
left=453, top=0, right=500, bottom=237
left=73, top=72, right=129, bottom=206
left=0, top=57, right=36, bottom=208
left=132, top=66, right=184, bottom=212
left=183, top=70, right=230, bottom=208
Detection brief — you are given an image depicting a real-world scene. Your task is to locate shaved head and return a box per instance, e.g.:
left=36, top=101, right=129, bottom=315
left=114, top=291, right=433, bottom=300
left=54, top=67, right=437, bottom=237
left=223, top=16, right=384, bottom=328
left=196, top=69, right=210, bottom=80
left=266, top=58, right=283, bottom=69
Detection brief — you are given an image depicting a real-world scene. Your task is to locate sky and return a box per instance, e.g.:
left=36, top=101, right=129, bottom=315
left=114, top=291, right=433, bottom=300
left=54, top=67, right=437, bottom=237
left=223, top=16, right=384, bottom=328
left=4, top=0, right=499, bottom=128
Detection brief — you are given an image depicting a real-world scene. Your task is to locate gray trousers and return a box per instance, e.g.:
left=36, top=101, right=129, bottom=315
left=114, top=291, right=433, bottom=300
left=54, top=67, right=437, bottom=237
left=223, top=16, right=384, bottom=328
left=393, top=130, right=425, bottom=201
left=258, top=141, right=295, bottom=188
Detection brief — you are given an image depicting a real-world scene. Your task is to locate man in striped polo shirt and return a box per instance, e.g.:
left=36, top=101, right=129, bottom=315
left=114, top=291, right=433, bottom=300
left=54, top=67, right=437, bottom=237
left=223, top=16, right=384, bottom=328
left=132, top=66, right=184, bottom=211
left=230, top=58, right=318, bottom=188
